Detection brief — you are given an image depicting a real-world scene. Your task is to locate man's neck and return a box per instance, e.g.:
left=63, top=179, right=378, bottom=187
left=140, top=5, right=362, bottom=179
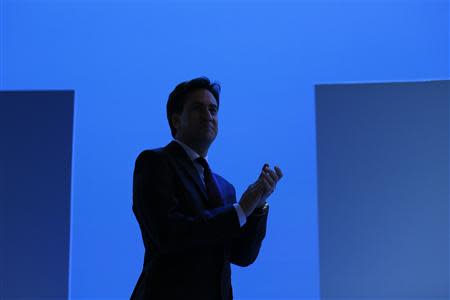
left=175, top=138, right=209, bottom=158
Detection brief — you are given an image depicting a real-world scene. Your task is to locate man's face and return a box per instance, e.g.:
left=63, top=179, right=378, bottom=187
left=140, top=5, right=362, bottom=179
left=172, top=88, right=219, bottom=146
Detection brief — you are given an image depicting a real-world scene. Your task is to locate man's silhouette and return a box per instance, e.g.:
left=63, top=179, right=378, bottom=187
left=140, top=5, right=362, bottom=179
left=131, top=77, right=283, bottom=299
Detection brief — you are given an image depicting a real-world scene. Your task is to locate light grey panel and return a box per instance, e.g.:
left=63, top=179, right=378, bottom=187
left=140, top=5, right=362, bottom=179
left=316, top=81, right=449, bottom=299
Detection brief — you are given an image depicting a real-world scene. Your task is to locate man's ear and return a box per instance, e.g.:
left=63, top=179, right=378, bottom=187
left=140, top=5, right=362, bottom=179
left=171, top=113, right=180, bottom=130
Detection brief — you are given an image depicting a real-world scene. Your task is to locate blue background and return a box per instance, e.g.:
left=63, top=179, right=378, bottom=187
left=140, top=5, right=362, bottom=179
left=1, top=0, right=449, bottom=299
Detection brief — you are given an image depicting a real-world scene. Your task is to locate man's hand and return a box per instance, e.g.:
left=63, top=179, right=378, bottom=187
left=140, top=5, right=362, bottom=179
left=238, top=180, right=265, bottom=217
left=257, top=164, right=283, bottom=207
left=238, top=164, right=283, bottom=216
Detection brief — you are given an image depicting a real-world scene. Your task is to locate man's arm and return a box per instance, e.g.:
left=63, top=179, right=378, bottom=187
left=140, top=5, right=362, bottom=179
left=229, top=186, right=269, bottom=267
left=229, top=164, right=283, bottom=266
left=132, top=150, right=242, bottom=255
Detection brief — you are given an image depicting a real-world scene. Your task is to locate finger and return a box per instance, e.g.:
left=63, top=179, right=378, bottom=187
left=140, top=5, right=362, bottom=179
left=262, top=171, right=275, bottom=186
left=262, top=176, right=274, bottom=194
left=265, top=168, right=279, bottom=182
left=262, top=174, right=275, bottom=189
left=274, top=166, right=283, bottom=179
left=259, top=164, right=270, bottom=178
left=253, top=179, right=266, bottom=192
left=261, top=176, right=271, bottom=190
left=258, top=171, right=265, bottom=181
left=255, top=180, right=266, bottom=192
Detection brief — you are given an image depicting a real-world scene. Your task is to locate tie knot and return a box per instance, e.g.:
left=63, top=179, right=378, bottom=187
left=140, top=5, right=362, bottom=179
left=195, top=157, right=209, bottom=169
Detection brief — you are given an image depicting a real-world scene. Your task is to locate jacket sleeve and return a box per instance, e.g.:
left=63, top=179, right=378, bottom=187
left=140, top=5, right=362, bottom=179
left=132, top=150, right=242, bottom=255
left=230, top=206, right=269, bottom=267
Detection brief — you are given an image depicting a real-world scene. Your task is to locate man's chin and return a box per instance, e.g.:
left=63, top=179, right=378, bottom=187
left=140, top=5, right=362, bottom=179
left=197, top=133, right=216, bottom=145
left=204, top=135, right=217, bottom=144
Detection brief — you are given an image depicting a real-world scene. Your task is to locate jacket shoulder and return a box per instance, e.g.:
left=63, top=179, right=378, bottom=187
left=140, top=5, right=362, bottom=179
left=134, top=147, right=170, bottom=171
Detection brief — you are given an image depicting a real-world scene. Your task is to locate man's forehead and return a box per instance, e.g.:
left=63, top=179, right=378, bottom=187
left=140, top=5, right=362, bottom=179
left=185, top=89, right=218, bottom=106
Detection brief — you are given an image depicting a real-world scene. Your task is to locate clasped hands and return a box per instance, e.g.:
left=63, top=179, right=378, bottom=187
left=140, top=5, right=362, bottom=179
left=239, top=164, right=283, bottom=217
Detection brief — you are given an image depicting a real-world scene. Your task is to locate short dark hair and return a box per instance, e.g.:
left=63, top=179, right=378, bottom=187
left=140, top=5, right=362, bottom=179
left=166, top=76, right=221, bottom=138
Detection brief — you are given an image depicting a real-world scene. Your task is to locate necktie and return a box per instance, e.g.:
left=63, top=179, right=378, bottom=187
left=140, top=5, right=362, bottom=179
left=195, top=157, right=223, bottom=208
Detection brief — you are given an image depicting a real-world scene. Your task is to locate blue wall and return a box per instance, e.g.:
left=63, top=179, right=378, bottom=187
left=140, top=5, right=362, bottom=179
left=1, top=0, right=449, bottom=299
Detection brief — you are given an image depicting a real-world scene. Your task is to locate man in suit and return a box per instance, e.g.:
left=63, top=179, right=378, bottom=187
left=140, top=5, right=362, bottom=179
left=131, top=77, right=283, bottom=299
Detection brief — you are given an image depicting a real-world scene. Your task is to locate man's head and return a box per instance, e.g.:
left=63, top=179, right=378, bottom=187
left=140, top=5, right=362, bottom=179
left=167, top=77, right=221, bottom=152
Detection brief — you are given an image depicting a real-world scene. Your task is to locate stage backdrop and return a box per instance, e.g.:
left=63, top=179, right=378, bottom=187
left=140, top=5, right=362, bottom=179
left=1, top=0, right=449, bottom=299
left=316, top=81, right=449, bottom=299
left=0, top=91, right=74, bottom=299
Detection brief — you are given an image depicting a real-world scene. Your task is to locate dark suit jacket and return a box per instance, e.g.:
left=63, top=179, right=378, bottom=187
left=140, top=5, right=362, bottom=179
left=131, top=141, right=269, bottom=300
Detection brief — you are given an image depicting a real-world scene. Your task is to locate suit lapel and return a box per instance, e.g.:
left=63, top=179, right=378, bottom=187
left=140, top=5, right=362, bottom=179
left=164, top=141, right=209, bottom=202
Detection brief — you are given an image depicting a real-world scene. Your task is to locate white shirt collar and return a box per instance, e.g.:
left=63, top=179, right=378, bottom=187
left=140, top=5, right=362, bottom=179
left=174, top=139, right=208, bottom=162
